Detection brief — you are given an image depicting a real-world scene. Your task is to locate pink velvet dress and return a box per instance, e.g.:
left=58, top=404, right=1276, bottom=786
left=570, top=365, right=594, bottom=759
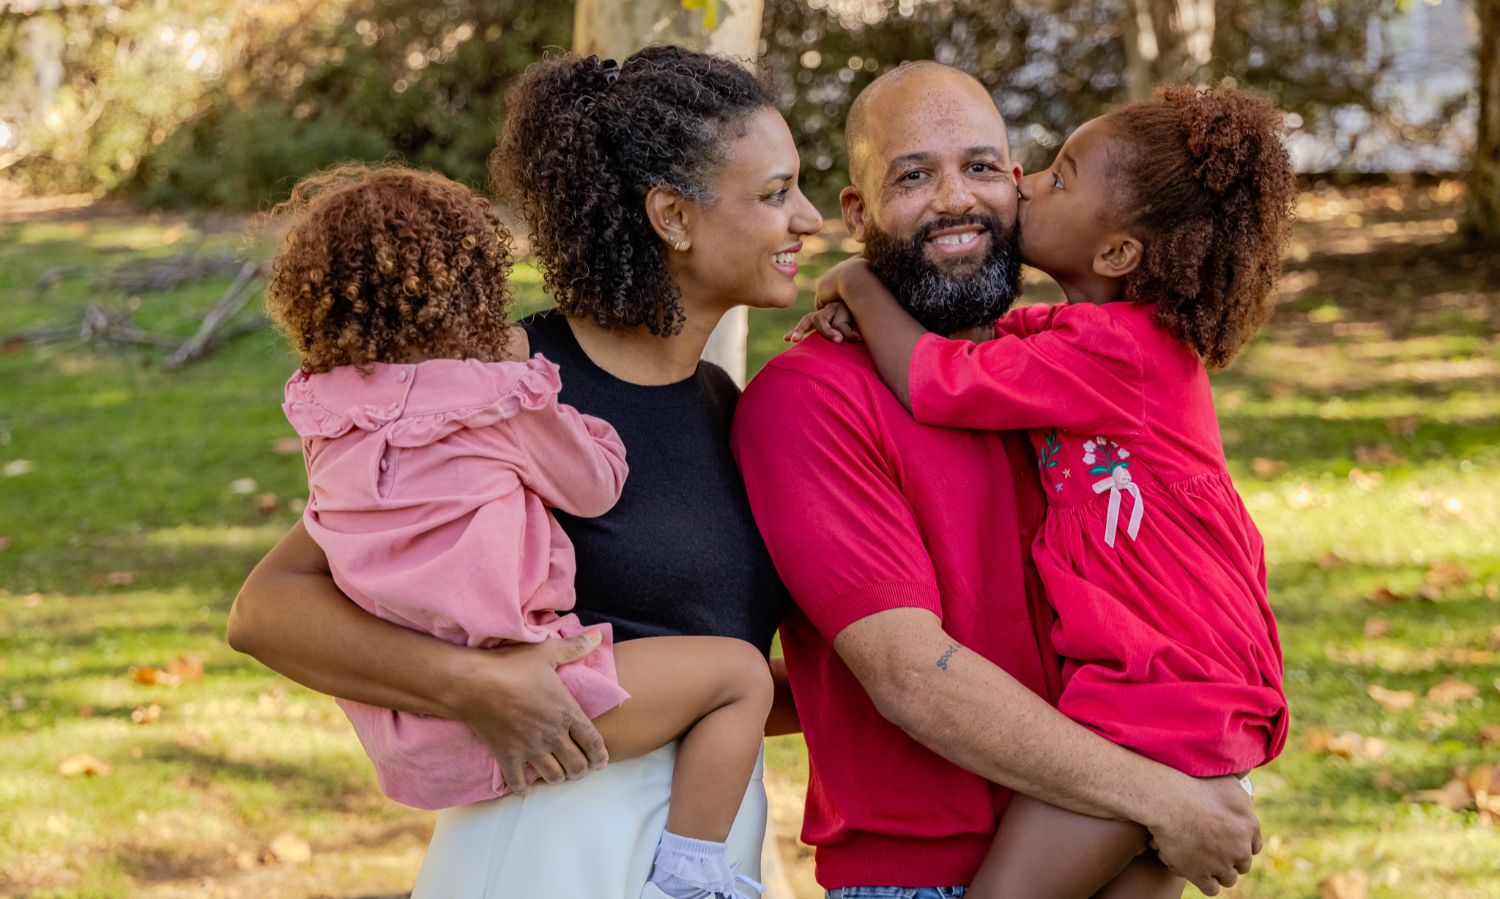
left=909, top=302, right=1287, bottom=776
left=283, top=355, right=631, bottom=809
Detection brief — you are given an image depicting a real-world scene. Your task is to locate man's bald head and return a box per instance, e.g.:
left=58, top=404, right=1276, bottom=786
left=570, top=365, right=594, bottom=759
left=845, top=62, right=999, bottom=189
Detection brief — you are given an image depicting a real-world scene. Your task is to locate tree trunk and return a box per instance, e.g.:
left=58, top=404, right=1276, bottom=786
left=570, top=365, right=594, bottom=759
left=1121, top=0, right=1216, bottom=101
left=573, top=0, right=766, bottom=386
left=1467, top=0, right=1500, bottom=246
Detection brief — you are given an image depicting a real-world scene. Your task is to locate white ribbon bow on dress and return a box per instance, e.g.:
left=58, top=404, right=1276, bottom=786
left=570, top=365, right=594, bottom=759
left=1092, top=466, right=1145, bottom=547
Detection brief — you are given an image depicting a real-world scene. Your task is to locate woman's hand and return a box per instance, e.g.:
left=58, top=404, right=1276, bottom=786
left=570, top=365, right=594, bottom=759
left=785, top=301, right=861, bottom=344
left=229, top=521, right=608, bottom=795
left=453, top=632, right=612, bottom=793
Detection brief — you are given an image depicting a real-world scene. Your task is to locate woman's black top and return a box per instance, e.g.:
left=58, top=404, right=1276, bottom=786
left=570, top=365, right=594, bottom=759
left=522, top=309, right=787, bottom=655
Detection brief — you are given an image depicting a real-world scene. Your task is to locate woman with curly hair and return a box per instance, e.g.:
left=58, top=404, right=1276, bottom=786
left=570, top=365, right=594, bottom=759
left=795, top=83, right=1296, bottom=898
left=230, top=45, right=821, bottom=898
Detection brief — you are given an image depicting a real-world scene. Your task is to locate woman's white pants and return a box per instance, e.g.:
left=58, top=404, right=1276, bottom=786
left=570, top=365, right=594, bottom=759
left=412, top=742, right=767, bottom=898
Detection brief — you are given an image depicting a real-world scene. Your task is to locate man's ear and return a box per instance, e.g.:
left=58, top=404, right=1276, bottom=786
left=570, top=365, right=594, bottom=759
left=645, top=186, right=692, bottom=252
left=1093, top=235, right=1143, bottom=279
left=839, top=186, right=868, bottom=242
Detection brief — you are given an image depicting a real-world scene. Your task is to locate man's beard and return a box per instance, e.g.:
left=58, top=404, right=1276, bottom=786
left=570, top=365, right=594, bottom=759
left=863, top=213, right=1023, bottom=335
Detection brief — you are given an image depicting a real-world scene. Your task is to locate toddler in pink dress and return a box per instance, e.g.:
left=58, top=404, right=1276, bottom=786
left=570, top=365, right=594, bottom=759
left=796, top=85, right=1296, bottom=899
left=264, top=165, right=772, bottom=899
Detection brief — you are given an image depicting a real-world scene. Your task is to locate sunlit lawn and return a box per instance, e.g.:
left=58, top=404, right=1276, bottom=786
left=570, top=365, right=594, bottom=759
left=2, top=185, right=1498, bottom=897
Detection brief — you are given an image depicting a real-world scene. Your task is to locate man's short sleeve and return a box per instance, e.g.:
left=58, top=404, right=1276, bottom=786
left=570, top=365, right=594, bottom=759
left=732, top=360, right=940, bottom=642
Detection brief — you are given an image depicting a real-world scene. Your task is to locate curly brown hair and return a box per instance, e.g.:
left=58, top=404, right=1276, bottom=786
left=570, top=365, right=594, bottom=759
left=1107, top=84, right=1296, bottom=368
left=494, top=46, right=776, bottom=336
left=264, top=165, right=515, bottom=373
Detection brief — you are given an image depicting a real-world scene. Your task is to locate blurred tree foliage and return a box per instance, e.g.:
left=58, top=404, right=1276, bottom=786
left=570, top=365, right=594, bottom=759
left=0, top=0, right=1475, bottom=209
left=1, top=0, right=570, bottom=205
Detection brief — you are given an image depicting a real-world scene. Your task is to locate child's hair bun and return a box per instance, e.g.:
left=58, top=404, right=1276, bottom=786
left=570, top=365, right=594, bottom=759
left=1108, top=82, right=1296, bottom=369
left=1162, top=83, right=1285, bottom=197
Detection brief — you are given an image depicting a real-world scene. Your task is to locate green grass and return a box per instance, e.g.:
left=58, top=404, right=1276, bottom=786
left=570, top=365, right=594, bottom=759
left=2, top=193, right=1499, bottom=897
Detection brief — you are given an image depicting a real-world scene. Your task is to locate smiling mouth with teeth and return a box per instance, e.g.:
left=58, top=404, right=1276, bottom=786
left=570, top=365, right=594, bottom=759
left=772, top=252, right=797, bottom=265
left=929, top=232, right=983, bottom=248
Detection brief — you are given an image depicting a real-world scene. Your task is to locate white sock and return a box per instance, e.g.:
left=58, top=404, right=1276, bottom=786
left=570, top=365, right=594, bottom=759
left=644, top=830, right=734, bottom=899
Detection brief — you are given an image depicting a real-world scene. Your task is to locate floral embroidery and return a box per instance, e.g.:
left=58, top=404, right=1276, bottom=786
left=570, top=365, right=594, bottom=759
left=1083, top=435, right=1131, bottom=477
left=1038, top=429, right=1062, bottom=470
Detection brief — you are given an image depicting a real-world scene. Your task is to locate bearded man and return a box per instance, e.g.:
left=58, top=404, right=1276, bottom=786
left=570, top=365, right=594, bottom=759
left=731, top=61, right=1261, bottom=899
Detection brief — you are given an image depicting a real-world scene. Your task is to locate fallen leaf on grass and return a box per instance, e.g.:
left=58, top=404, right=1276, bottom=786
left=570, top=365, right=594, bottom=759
left=1348, top=467, right=1383, bottom=491
left=1318, top=552, right=1349, bottom=569
left=130, top=665, right=179, bottom=687
left=1369, top=585, right=1410, bottom=605
left=1307, top=728, right=1387, bottom=760
left=3, top=459, right=34, bottom=477
left=271, top=437, right=302, bottom=455
left=264, top=833, right=312, bottom=865
left=1421, top=561, right=1474, bottom=601
left=1473, top=768, right=1500, bottom=824
left=90, top=570, right=136, bottom=588
left=1363, top=617, right=1391, bottom=638
left=1405, top=766, right=1500, bottom=821
left=1479, top=725, right=1500, bottom=747
left=1405, top=776, right=1473, bottom=812
left=58, top=753, right=112, bottom=777
left=1384, top=415, right=1421, bottom=438
left=1425, top=560, right=1473, bottom=590
left=1420, top=709, right=1459, bottom=733
left=1251, top=458, right=1288, bottom=478
left=1366, top=684, right=1416, bottom=711
left=1320, top=870, right=1367, bottom=899
left=131, top=703, right=161, bottom=724
left=164, top=654, right=203, bottom=683
left=1427, top=678, right=1479, bottom=706
left=0, top=535, right=10, bottom=551
left=1353, top=443, right=1407, bottom=467
left=255, top=493, right=280, bottom=515
left=129, top=654, right=203, bottom=688
left=1488, top=626, right=1500, bottom=651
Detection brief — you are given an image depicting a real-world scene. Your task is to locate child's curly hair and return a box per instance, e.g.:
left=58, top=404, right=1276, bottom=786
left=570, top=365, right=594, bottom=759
left=1108, top=84, right=1296, bottom=368
left=264, top=165, right=515, bottom=373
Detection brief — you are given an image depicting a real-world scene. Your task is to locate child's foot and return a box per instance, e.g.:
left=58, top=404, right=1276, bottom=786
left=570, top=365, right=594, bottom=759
left=641, top=831, right=763, bottom=899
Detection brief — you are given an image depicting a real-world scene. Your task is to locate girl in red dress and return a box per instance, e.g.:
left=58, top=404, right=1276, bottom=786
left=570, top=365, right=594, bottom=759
left=794, top=85, right=1296, bottom=899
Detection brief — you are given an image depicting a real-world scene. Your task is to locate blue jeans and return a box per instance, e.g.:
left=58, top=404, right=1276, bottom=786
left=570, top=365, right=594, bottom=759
left=827, top=889, right=967, bottom=899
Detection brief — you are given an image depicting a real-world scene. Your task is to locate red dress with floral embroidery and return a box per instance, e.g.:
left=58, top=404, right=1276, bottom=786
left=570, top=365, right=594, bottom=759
left=909, top=301, right=1287, bottom=776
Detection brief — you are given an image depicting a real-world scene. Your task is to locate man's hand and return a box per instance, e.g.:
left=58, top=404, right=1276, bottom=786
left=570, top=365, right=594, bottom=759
left=452, top=631, right=609, bottom=794
left=1146, top=775, right=1262, bottom=895
left=785, top=301, right=861, bottom=343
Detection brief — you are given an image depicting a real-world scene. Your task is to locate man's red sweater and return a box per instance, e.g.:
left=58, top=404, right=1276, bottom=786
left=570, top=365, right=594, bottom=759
left=732, top=336, right=1062, bottom=890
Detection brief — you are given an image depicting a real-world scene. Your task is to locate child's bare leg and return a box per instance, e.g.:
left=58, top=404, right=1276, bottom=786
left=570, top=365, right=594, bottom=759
left=592, top=636, right=773, bottom=841
left=967, top=793, right=1155, bottom=899
left=1094, top=853, right=1183, bottom=899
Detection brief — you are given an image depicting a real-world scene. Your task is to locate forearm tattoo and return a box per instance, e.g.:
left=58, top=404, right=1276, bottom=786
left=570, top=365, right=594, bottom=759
left=936, top=643, right=960, bottom=671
